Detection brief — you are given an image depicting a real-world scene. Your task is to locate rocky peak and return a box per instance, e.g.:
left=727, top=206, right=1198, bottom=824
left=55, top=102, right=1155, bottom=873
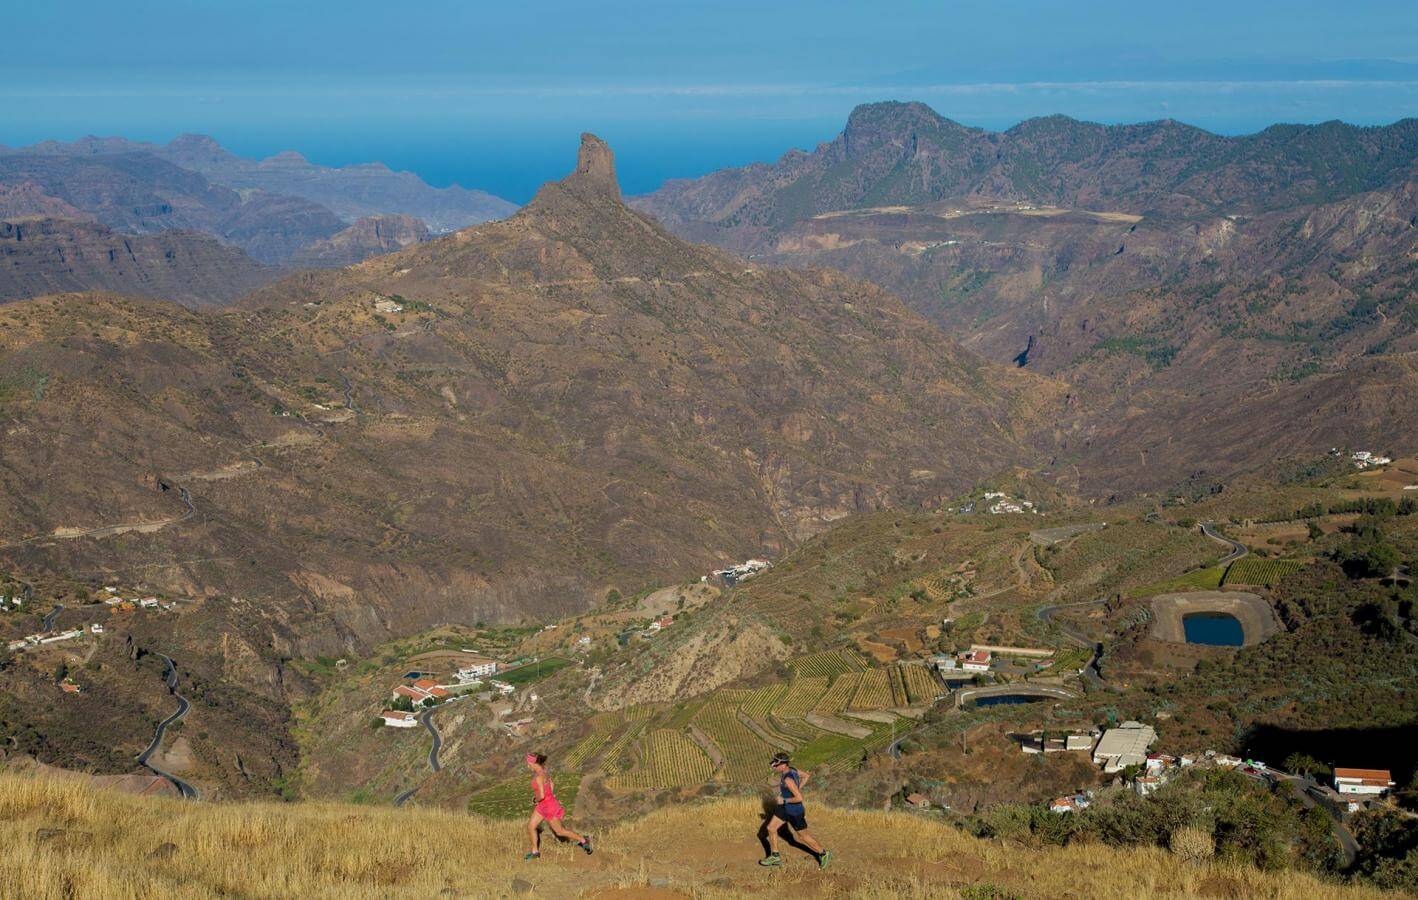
left=565, top=133, right=620, bottom=198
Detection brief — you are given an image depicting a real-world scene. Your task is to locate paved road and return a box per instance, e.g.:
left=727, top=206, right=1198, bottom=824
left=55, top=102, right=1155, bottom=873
left=1200, top=522, right=1248, bottom=565
left=1035, top=599, right=1106, bottom=690
left=136, top=654, right=200, bottom=799
left=422, top=706, right=444, bottom=773
left=1274, top=773, right=1358, bottom=866
left=42, top=604, right=62, bottom=631
left=393, top=698, right=461, bottom=806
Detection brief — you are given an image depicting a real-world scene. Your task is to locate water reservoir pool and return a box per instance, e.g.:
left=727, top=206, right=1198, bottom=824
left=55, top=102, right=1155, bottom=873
left=1183, top=612, right=1244, bottom=646
left=972, top=694, right=1046, bottom=708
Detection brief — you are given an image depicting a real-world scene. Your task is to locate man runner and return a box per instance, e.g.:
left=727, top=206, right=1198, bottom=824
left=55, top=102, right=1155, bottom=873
left=759, top=751, right=832, bottom=869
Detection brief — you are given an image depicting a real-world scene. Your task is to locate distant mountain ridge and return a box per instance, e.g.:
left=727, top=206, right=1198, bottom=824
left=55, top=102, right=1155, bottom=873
left=13, top=133, right=517, bottom=234
left=634, top=102, right=1418, bottom=252
left=0, top=134, right=518, bottom=301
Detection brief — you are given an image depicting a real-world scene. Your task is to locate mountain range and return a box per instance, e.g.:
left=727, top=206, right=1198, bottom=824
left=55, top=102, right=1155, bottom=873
left=0, top=134, right=517, bottom=304
left=636, top=102, right=1418, bottom=494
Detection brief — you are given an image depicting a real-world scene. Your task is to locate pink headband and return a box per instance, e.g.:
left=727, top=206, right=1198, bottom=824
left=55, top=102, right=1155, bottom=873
left=525, top=754, right=538, bottom=765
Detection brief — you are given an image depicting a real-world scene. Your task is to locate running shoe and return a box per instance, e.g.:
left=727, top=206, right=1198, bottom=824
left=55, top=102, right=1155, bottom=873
left=758, top=853, right=783, bottom=867
left=523, top=852, right=540, bottom=861
left=579, top=836, right=594, bottom=855
left=818, top=849, right=833, bottom=870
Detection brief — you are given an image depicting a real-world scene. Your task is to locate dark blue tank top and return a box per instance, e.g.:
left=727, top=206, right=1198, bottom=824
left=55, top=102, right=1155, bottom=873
left=779, top=768, right=804, bottom=813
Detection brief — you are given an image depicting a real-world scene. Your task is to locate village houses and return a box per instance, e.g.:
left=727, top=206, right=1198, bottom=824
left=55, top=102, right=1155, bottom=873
left=380, top=710, right=419, bottom=728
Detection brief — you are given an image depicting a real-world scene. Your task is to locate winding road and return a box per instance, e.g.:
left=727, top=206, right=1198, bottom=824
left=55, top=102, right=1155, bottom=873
left=1200, top=522, right=1248, bottom=565
left=1035, top=599, right=1106, bottom=689
left=41, top=604, right=62, bottom=631
left=393, top=699, right=458, bottom=806
left=136, top=654, right=200, bottom=799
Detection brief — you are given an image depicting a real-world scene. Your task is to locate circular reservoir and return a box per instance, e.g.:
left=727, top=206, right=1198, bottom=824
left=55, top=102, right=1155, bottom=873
left=1182, top=611, right=1245, bottom=647
left=972, top=694, right=1046, bottom=708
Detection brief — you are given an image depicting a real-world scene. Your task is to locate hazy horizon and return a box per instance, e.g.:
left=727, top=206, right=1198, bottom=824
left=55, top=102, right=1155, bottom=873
left=6, top=0, right=1417, bottom=202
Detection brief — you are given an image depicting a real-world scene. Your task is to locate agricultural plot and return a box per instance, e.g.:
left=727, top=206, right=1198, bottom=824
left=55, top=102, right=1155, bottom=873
left=848, top=669, right=894, bottom=710
left=795, top=718, right=898, bottom=771
left=777, top=676, right=829, bottom=717
left=900, top=664, right=944, bottom=704
left=606, top=730, right=714, bottom=791
left=597, top=720, right=650, bottom=776
left=1223, top=558, right=1307, bottom=587
left=739, top=709, right=799, bottom=750
left=468, top=773, right=581, bottom=819
left=739, top=683, right=787, bottom=720
left=814, top=673, right=863, bottom=714
left=693, top=696, right=774, bottom=783
left=770, top=716, right=824, bottom=744
left=788, top=649, right=868, bottom=679
left=888, top=667, right=908, bottom=707
left=563, top=714, right=622, bottom=768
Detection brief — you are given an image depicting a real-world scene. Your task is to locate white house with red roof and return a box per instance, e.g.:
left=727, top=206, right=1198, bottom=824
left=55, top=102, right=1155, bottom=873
left=1333, top=768, right=1395, bottom=796
left=380, top=710, right=418, bottom=728
left=959, top=649, right=992, bottom=672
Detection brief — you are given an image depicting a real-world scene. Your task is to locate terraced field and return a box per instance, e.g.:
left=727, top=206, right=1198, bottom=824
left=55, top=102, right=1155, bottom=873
left=597, top=720, right=650, bottom=776
left=468, top=773, right=581, bottom=820
left=814, top=673, right=862, bottom=714
left=888, top=667, right=908, bottom=706
left=796, top=718, right=898, bottom=770
left=564, top=713, right=623, bottom=768
left=739, top=683, right=787, bottom=720
left=1222, top=558, right=1308, bottom=587
left=899, top=664, right=943, bottom=704
left=692, top=696, right=773, bottom=783
left=606, top=730, right=714, bottom=790
left=788, top=649, right=869, bottom=679
left=848, top=669, right=894, bottom=710
left=777, top=676, right=829, bottom=717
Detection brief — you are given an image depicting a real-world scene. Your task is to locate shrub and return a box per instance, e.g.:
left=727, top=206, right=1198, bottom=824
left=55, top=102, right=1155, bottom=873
left=1169, top=825, right=1215, bottom=863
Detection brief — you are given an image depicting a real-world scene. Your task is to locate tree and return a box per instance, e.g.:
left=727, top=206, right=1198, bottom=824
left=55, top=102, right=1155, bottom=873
left=391, top=693, right=414, bottom=712
left=1283, top=752, right=1330, bottom=778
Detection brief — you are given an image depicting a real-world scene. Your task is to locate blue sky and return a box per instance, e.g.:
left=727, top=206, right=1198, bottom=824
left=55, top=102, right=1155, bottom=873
left=4, top=1, right=1416, bottom=201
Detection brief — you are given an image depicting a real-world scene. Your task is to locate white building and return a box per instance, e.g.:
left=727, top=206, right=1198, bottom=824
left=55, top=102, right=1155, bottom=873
left=1334, top=768, right=1395, bottom=796
left=456, top=657, right=498, bottom=681
left=90, top=623, right=104, bottom=634
left=1093, top=722, right=1157, bottom=773
left=932, top=655, right=956, bottom=671
left=959, top=649, right=992, bottom=672
left=380, top=710, right=419, bottom=728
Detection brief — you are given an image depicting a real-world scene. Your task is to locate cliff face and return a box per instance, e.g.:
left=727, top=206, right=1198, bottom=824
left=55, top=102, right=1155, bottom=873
left=0, top=218, right=276, bottom=307
left=288, top=214, right=430, bottom=267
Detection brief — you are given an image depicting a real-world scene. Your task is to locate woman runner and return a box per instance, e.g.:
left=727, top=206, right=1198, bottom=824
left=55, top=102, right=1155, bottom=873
left=759, top=751, right=832, bottom=869
left=524, top=752, right=593, bottom=860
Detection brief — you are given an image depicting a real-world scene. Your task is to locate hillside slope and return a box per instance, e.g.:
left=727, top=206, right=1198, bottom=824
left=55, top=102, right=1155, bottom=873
left=0, top=136, right=1056, bottom=792
left=634, top=103, right=1418, bottom=494
left=0, top=773, right=1389, bottom=899
left=0, top=218, right=276, bottom=306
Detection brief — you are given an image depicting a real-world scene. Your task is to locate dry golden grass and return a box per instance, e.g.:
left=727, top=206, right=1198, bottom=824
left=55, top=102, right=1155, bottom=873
left=0, top=773, right=1393, bottom=899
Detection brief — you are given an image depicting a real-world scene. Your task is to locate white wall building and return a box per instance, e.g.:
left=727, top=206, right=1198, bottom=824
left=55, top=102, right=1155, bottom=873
left=1334, top=768, right=1395, bottom=796
left=1093, top=722, right=1157, bottom=773
left=380, top=710, right=419, bottom=728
